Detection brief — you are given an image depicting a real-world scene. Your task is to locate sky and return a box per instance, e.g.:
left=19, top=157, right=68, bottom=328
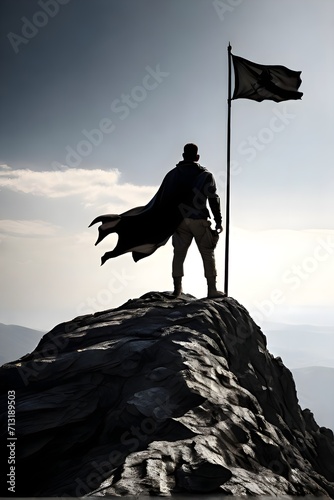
left=0, top=0, right=334, bottom=334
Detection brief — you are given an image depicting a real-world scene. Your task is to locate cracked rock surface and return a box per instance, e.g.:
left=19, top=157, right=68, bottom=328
left=0, top=292, right=333, bottom=497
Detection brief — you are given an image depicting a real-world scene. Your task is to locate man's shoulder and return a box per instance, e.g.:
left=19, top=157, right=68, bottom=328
left=163, top=166, right=179, bottom=180
left=164, top=163, right=212, bottom=182
left=198, top=164, right=211, bottom=174
left=174, top=161, right=210, bottom=173
left=197, top=165, right=215, bottom=181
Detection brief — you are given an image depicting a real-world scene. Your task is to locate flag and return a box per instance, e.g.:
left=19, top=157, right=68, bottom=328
left=232, top=54, right=303, bottom=102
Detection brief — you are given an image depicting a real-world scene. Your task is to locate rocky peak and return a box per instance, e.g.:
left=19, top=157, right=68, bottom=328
left=1, top=292, right=334, bottom=496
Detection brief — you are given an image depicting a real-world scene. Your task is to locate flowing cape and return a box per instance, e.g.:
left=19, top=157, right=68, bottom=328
left=89, top=163, right=209, bottom=265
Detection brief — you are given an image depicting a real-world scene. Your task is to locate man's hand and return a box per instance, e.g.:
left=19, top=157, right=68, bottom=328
left=216, top=224, right=223, bottom=234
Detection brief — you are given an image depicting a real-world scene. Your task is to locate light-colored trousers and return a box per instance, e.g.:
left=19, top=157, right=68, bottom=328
left=172, top=218, right=217, bottom=278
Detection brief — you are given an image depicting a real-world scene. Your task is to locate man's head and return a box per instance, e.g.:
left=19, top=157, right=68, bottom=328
left=183, top=143, right=200, bottom=162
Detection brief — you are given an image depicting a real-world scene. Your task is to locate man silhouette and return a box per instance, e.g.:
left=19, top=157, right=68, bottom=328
left=90, top=143, right=225, bottom=298
left=171, top=143, right=225, bottom=298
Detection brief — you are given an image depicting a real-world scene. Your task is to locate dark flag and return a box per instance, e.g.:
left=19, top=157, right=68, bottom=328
left=232, top=54, right=303, bottom=102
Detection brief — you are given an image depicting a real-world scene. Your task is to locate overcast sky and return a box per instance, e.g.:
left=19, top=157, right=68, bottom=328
left=1, top=0, right=333, bottom=334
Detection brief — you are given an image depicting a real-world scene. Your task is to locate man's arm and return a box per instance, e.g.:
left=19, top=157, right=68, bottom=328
left=207, top=174, right=223, bottom=232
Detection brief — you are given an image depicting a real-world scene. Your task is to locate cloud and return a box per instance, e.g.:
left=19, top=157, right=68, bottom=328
left=0, top=219, right=60, bottom=237
left=0, top=166, right=157, bottom=208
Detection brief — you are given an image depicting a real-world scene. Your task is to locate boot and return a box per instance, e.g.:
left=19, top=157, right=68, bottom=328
left=207, top=277, right=226, bottom=298
left=172, top=277, right=183, bottom=297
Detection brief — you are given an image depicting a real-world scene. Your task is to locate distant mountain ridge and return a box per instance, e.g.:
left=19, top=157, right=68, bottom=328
left=263, top=322, right=334, bottom=369
left=0, top=323, right=44, bottom=366
left=291, top=366, right=334, bottom=431
left=262, top=322, right=334, bottom=431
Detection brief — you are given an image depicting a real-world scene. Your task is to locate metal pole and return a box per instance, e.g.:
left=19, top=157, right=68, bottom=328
left=224, top=43, right=232, bottom=295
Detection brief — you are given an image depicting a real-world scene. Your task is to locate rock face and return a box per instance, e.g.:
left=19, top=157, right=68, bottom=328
left=1, top=292, right=334, bottom=497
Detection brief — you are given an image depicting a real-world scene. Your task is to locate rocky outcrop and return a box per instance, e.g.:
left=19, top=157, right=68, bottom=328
left=0, top=292, right=334, bottom=497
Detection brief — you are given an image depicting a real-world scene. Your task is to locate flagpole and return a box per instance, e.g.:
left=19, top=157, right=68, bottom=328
left=224, top=42, right=232, bottom=295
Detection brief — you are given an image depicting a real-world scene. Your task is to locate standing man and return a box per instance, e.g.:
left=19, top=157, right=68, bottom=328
left=90, top=143, right=225, bottom=298
left=171, top=143, right=225, bottom=298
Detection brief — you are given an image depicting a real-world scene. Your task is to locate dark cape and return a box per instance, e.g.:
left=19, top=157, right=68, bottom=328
left=89, top=162, right=216, bottom=265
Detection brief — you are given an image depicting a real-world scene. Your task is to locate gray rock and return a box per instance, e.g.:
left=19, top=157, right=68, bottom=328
left=0, top=291, right=333, bottom=497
